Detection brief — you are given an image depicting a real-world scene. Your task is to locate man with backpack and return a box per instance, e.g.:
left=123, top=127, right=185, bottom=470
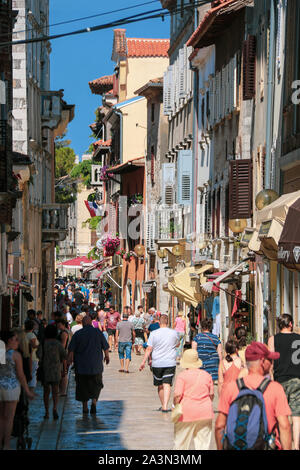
left=215, top=341, right=292, bottom=450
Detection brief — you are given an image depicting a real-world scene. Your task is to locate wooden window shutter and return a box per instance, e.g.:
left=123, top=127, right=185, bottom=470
left=229, top=159, right=253, bottom=219
left=225, top=185, right=229, bottom=237
left=243, top=35, right=256, bottom=100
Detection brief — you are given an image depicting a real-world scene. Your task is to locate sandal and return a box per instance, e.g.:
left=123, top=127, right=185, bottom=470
left=53, top=410, right=59, bottom=420
left=118, top=369, right=124, bottom=373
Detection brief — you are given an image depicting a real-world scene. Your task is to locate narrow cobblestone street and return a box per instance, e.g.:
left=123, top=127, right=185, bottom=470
left=24, top=351, right=217, bottom=451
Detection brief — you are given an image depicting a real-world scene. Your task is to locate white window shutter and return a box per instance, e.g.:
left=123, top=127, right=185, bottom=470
left=147, top=212, right=156, bottom=251
left=163, top=67, right=172, bottom=115
left=174, top=59, right=179, bottom=111
left=215, top=72, right=220, bottom=122
left=162, top=163, right=175, bottom=205
left=186, top=46, right=193, bottom=96
left=177, top=150, right=193, bottom=206
left=179, top=48, right=186, bottom=98
left=225, top=63, right=229, bottom=115
left=221, top=67, right=226, bottom=118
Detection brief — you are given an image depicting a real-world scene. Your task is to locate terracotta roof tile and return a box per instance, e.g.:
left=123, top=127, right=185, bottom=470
left=93, top=139, right=112, bottom=150
left=127, top=38, right=170, bottom=57
left=186, top=0, right=250, bottom=49
left=89, top=75, right=114, bottom=95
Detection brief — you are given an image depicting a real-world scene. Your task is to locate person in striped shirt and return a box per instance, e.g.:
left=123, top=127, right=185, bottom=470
left=192, top=318, right=223, bottom=383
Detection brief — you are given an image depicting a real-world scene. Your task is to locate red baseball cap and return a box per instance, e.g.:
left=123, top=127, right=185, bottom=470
left=245, top=341, right=280, bottom=362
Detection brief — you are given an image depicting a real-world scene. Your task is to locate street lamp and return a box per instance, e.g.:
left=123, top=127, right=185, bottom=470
left=228, top=219, right=247, bottom=234
left=255, top=189, right=279, bottom=210
left=172, top=244, right=184, bottom=257
left=157, top=248, right=167, bottom=259
left=134, top=244, right=145, bottom=257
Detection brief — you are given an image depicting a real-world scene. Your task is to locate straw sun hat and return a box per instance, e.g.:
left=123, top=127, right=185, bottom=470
left=180, top=349, right=203, bottom=369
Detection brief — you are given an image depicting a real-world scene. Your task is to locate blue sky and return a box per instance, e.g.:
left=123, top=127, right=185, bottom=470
left=49, top=0, right=170, bottom=158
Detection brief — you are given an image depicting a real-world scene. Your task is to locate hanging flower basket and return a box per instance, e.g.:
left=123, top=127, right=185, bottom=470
left=102, top=235, right=120, bottom=257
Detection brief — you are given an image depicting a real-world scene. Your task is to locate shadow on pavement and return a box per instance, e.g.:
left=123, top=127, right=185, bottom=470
left=57, top=373, right=126, bottom=450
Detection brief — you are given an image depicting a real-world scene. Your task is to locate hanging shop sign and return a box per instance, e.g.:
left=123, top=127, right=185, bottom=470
left=278, top=198, right=300, bottom=271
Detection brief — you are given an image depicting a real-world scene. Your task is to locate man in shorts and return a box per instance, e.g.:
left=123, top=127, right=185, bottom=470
left=106, top=306, right=121, bottom=352
left=67, top=315, right=109, bottom=415
left=116, top=313, right=135, bottom=373
left=140, top=314, right=179, bottom=412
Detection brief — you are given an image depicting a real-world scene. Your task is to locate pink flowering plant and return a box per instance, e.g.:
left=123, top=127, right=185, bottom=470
left=102, top=235, right=120, bottom=257
left=100, top=166, right=114, bottom=182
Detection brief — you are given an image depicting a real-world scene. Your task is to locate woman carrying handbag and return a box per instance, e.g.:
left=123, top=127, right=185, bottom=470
left=172, top=349, right=214, bottom=450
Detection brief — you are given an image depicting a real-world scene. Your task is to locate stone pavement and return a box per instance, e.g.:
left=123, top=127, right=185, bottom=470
left=20, top=351, right=217, bottom=451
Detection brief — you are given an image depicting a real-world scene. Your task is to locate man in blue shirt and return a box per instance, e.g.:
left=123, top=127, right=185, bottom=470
left=67, top=315, right=109, bottom=415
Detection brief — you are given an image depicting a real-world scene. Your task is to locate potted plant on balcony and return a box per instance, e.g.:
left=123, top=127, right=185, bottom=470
left=128, top=193, right=143, bottom=208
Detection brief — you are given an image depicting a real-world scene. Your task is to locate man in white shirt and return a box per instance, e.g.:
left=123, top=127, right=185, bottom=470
left=140, top=314, right=179, bottom=412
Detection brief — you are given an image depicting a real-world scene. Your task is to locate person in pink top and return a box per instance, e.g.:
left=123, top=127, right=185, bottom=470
left=218, top=339, right=244, bottom=396
left=174, top=311, right=186, bottom=361
left=106, top=306, right=121, bottom=352
left=173, top=349, right=214, bottom=450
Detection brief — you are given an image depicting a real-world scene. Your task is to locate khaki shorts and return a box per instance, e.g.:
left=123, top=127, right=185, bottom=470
left=281, top=378, right=300, bottom=417
left=0, top=386, right=21, bottom=402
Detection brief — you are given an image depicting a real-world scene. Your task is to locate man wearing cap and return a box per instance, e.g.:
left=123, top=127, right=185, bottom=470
left=215, top=341, right=292, bottom=450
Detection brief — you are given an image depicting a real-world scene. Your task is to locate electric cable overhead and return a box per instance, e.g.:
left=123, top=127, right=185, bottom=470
left=0, top=1, right=211, bottom=48
left=1, top=0, right=159, bottom=41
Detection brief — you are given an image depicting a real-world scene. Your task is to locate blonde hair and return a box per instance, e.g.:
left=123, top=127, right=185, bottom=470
left=14, top=328, right=30, bottom=358
left=177, top=311, right=184, bottom=317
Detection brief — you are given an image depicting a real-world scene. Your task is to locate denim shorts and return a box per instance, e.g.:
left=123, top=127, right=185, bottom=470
left=118, top=342, right=132, bottom=361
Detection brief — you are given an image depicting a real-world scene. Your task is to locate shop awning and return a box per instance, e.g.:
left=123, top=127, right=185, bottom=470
left=252, top=190, right=300, bottom=260
left=98, top=265, right=122, bottom=288
left=165, top=264, right=214, bottom=307
left=278, top=197, right=300, bottom=271
left=82, top=259, right=107, bottom=274
left=108, top=156, right=145, bottom=175
left=58, top=256, right=93, bottom=269
left=201, top=258, right=250, bottom=293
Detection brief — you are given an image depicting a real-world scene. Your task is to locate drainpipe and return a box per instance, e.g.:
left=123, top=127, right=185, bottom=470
left=191, top=4, right=199, bottom=265
left=192, top=65, right=199, bottom=265
left=265, top=0, right=276, bottom=189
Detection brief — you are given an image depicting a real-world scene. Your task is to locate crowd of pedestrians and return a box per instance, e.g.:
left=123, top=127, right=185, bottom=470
left=0, top=278, right=299, bottom=452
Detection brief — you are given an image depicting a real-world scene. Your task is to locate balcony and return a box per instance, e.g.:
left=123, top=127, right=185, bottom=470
left=42, top=204, right=69, bottom=242
left=155, top=205, right=184, bottom=242
left=40, top=91, right=63, bottom=130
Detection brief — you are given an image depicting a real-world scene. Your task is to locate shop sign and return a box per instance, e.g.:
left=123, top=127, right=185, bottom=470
left=142, top=282, right=156, bottom=293
left=278, top=245, right=300, bottom=264
left=259, top=220, right=272, bottom=236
